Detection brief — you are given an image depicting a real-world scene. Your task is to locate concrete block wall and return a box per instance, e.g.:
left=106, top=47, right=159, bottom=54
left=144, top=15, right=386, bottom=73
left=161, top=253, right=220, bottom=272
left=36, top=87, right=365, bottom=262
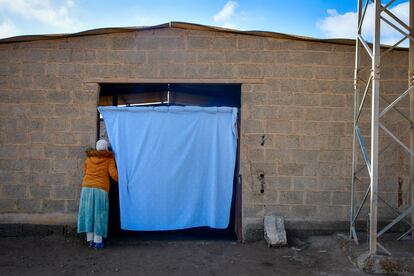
left=0, top=27, right=409, bottom=239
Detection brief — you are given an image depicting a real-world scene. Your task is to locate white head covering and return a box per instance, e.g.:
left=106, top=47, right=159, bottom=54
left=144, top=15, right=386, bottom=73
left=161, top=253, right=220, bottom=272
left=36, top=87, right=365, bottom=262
left=96, top=139, right=108, bottom=151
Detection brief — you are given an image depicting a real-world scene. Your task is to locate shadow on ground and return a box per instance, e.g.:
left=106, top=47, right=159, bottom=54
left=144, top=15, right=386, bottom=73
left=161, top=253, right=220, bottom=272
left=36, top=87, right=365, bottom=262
left=0, top=233, right=368, bottom=276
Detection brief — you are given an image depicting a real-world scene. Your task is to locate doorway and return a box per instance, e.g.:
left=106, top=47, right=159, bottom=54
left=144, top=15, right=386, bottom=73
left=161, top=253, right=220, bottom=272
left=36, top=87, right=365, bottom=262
left=98, top=83, right=241, bottom=240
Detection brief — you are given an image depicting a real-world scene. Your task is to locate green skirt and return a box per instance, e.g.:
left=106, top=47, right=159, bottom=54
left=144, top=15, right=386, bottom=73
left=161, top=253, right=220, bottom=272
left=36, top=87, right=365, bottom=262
left=77, top=187, right=109, bottom=238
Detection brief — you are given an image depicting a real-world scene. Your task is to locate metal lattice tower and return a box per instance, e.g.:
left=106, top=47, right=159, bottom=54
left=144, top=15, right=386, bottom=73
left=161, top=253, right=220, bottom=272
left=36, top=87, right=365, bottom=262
left=350, top=0, right=414, bottom=256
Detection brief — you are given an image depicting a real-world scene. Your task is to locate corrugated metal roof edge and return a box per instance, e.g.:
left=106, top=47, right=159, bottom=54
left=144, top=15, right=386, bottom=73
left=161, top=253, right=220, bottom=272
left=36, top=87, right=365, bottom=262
left=0, top=21, right=407, bottom=51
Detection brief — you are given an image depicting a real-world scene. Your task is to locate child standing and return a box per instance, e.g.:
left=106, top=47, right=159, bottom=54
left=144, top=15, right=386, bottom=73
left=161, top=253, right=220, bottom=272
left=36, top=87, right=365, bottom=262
left=77, top=139, right=118, bottom=249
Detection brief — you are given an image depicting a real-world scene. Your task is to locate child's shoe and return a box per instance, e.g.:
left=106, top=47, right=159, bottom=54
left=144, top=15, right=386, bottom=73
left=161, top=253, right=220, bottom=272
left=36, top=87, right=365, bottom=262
left=94, top=242, right=105, bottom=249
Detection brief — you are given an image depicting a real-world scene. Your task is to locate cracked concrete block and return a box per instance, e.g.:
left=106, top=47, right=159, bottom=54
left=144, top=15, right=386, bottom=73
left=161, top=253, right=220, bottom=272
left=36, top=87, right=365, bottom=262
left=264, top=215, right=287, bottom=247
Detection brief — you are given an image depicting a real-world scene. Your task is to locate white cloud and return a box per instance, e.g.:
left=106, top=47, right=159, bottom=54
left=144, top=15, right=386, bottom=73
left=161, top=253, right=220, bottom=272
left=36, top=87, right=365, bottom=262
left=317, top=1, right=409, bottom=46
left=214, top=1, right=238, bottom=22
left=0, top=0, right=78, bottom=31
left=0, top=18, right=20, bottom=38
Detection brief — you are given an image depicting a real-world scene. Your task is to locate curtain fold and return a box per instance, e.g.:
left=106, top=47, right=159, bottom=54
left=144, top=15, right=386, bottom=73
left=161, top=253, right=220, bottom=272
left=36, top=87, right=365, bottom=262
left=98, top=106, right=238, bottom=230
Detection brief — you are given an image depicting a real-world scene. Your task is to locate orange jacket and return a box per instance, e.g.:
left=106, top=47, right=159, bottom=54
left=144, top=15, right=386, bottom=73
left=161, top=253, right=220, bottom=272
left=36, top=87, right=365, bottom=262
left=82, top=150, right=118, bottom=193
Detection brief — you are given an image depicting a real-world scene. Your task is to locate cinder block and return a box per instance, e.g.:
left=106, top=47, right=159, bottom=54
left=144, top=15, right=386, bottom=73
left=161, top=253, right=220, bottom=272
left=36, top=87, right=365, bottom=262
left=265, top=176, right=292, bottom=191
left=330, top=80, right=352, bottom=94
left=266, top=91, right=293, bottom=105
left=30, top=104, right=51, bottom=117
left=29, top=185, right=51, bottom=199
left=305, top=191, right=331, bottom=205
left=197, top=51, right=225, bottom=63
left=212, top=37, right=237, bottom=49
left=70, top=118, right=95, bottom=132
left=290, top=150, right=319, bottom=163
left=304, top=108, right=332, bottom=121
left=279, top=191, right=304, bottom=204
left=32, top=173, right=66, bottom=186
left=293, top=93, right=320, bottom=106
left=159, top=63, right=185, bottom=77
left=329, top=52, right=354, bottom=66
left=278, top=163, right=305, bottom=176
left=21, top=63, right=44, bottom=76
left=264, top=39, right=281, bottom=50
left=151, top=50, right=197, bottom=64
left=303, top=52, right=330, bottom=65
left=331, top=108, right=352, bottom=121
left=1, top=184, right=27, bottom=199
left=292, top=176, right=319, bottom=190
left=306, top=42, right=333, bottom=51
left=266, top=120, right=292, bottom=134
left=225, top=50, right=251, bottom=63
left=319, top=150, right=345, bottom=162
left=70, top=50, right=96, bottom=63
left=238, top=37, right=264, bottom=50
left=45, top=117, right=67, bottom=131
left=184, top=63, right=209, bottom=78
left=237, top=64, right=263, bottom=78
left=241, top=92, right=268, bottom=105
left=243, top=119, right=265, bottom=134
left=288, top=65, right=313, bottom=79
left=52, top=133, right=77, bottom=145
left=273, top=135, right=301, bottom=149
left=5, top=131, right=28, bottom=145
left=321, top=94, right=345, bottom=107
left=30, top=145, right=44, bottom=159
left=16, top=199, right=41, bottom=212
left=32, top=76, right=58, bottom=90
left=0, top=160, right=30, bottom=171
left=54, top=186, right=76, bottom=200
left=250, top=162, right=278, bottom=175
left=265, top=149, right=290, bottom=162
left=58, top=64, right=80, bottom=76
left=208, top=64, right=235, bottom=78
left=53, top=104, right=80, bottom=116
left=245, top=134, right=274, bottom=148
left=66, top=146, right=87, bottom=159
left=30, top=159, right=52, bottom=172
left=111, top=36, right=138, bottom=50
left=319, top=176, right=351, bottom=192
left=53, top=159, right=78, bottom=174
left=247, top=148, right=265, bottom=162
left=41, top=199, right=65, bottom=213
left=251, top=106, right=277, bottom=120
left=187, top=36, right=212, bottom=49
left=290, top=205, right=319, bottom=218
left=31, top=131, right=49, bottom=143
left=243, top=204, right=264, bottom=217
left=44, top=145, right=67, bottom=159
left=331, top=191, right=351, bottom=206
left=263, top=64, right=289, bottom=77
left=323, top=206, right=348, bottom=221
left=134, top=36, right=159, bottom=50
left=158, top=36, right=185, bottom=49
left=0, top=199, right=16, bottom=212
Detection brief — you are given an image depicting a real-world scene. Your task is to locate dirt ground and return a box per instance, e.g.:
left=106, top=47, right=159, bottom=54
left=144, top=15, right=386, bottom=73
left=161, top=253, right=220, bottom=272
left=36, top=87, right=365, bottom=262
left=0, top=233, right=368, bottom=276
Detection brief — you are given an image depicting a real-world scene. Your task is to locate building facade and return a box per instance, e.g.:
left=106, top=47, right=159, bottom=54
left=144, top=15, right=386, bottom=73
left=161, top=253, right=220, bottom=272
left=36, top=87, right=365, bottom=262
left=0, top=23, right=409, bottom=240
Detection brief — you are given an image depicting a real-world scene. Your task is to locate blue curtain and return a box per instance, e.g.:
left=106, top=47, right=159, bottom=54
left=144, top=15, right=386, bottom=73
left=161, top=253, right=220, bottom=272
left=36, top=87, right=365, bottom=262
left=98, top=106, right=238, bottom=230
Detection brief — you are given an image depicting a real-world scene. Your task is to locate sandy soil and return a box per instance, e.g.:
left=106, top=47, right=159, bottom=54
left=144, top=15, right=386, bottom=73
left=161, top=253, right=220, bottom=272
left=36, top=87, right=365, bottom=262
left=0, top=234, right=366, bottom=276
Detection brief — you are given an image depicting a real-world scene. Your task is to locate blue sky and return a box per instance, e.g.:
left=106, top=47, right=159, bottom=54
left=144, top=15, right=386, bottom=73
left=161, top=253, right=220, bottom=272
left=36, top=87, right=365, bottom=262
left=0, top=0, right=410, bottom=44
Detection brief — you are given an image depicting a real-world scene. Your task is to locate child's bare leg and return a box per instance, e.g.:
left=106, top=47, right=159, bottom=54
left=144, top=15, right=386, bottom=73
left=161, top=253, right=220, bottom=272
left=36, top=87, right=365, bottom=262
left=86, top=232, right=94, bottom=242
